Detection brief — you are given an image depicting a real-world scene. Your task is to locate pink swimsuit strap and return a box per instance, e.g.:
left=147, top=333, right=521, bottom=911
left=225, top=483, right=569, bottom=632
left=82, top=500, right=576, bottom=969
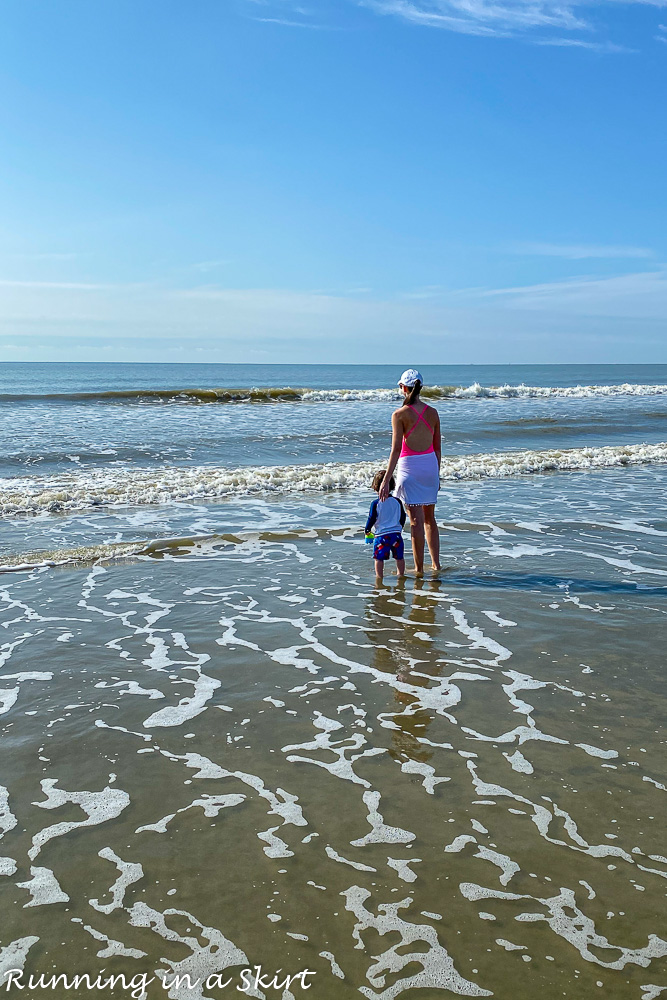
left=400, top=404, right=436, bottom=457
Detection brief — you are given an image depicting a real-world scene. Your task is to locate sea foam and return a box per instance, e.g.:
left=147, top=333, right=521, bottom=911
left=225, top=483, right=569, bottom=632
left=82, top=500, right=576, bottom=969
left=4, top=381, right=667, bottom=405
left=2, top=441, right=667, bottom=517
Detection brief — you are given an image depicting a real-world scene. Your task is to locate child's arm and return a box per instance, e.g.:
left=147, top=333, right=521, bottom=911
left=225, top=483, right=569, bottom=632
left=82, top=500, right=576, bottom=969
left=365, top=499, right=379, bottom=534
left=399, top=500, right=406, bottom=528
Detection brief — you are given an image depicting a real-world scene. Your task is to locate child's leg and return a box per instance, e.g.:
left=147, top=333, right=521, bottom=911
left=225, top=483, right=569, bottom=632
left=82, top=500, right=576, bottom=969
left=373, top=535, right=388, bottom=580
left=392, top=534, right=406, bottom=577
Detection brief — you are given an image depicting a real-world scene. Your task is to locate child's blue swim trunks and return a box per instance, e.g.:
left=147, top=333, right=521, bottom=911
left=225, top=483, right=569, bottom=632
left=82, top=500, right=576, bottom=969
left=373, top=532, right=404, bottom=561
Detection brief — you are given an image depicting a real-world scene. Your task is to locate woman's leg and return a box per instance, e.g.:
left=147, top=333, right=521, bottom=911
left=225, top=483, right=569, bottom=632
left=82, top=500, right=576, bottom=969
left=424, top=505, right=441, bottom=571
left=408, top=505, right=426, bottom=575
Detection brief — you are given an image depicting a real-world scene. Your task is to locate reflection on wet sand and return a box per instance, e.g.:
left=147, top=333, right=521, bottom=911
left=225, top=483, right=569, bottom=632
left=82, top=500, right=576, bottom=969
left=364, top=580, right=446, bottom=765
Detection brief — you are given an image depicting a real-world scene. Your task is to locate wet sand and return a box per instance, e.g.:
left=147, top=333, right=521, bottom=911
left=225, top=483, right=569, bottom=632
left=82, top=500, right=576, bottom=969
left=1, top=529, right=665, bottom=998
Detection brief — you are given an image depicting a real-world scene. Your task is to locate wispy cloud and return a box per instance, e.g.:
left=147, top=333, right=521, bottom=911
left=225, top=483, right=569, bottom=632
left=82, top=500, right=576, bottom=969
left=363, top=0, right=667, bottom=37
left=253, top=16, right=331, bottom=26
left=245, top=0, right=333, bottom=27
left=362, top=0, right=586, bottom=34
left=481, top=268, right=667, bottom=318
left=2, top=271, right=666, bottom=361
left=533, top=36, right=634, bottom=51
left=249, top=0, right=662, bottom=49
left=506, top=242, right=654, bottom=259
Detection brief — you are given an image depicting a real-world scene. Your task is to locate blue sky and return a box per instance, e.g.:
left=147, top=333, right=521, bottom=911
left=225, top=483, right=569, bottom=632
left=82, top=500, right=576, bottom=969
left=0, top=0, right=665, bottom=363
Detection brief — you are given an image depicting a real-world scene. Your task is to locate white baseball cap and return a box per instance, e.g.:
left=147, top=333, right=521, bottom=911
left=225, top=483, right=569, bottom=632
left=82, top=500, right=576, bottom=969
left=397, top=368, right=423, bottom=387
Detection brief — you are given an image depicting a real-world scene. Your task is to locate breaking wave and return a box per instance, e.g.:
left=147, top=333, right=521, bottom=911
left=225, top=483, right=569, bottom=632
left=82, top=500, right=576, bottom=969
left=2, top=441, right=667, bottom=517
left=4, top=382, right=667, bottom=405
left=438, top=382, right=667, bottom=400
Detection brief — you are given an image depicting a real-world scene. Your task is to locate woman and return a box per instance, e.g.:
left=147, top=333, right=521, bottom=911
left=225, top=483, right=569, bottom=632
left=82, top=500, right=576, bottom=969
left=379, top=369, right=441, bottom=575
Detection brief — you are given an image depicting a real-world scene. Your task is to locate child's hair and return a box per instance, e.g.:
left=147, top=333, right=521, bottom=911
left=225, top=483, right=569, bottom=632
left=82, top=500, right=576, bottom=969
left=372, top=470, right=395, bottom=493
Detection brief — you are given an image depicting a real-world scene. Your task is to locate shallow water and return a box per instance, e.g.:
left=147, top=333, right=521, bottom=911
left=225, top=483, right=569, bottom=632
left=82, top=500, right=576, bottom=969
left=0, top=522, right=666, bottom=999
left=1, top=365, right=666, bottom=998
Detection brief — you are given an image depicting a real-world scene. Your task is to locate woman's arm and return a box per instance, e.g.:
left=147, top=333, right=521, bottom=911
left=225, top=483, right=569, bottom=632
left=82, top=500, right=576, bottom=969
left=433, top=408, right=441, bottom=469
left=379, top=411, right=403, bottom=500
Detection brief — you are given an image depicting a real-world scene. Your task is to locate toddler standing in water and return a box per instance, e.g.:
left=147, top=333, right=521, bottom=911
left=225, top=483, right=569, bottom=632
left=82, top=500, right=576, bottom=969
left=365, top=470, right=407, bottom=581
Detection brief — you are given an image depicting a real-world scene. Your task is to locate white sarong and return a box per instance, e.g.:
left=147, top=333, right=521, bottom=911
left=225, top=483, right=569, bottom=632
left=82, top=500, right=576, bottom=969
left=394, top=452, right=440, bottom=507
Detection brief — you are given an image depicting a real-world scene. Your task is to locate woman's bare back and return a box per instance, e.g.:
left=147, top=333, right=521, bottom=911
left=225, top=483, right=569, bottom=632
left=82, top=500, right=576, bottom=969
left=396, top=402, right=439, bottom=453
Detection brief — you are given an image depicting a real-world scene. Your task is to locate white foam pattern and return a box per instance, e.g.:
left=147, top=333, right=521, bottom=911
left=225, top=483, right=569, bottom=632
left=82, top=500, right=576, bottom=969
left=3, top=440, right=667, bottom=516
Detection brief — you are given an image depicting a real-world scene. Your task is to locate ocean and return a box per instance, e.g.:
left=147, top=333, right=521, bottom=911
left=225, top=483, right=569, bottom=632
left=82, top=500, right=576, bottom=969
left=0, top=362, right=665, bottom=999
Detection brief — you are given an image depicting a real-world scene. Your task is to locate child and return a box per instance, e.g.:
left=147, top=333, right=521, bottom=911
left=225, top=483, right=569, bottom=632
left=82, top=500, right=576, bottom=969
left=365, top=470, right=407, bottom=580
